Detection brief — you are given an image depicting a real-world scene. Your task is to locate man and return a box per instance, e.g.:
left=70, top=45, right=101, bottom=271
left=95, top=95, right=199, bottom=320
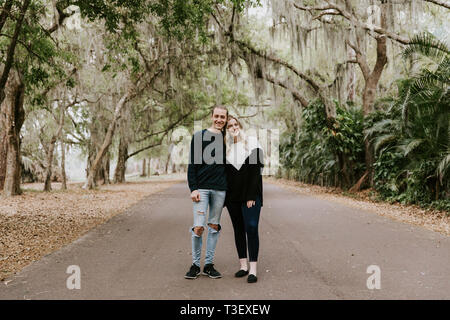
left=185, top=105, right=228, bottom=279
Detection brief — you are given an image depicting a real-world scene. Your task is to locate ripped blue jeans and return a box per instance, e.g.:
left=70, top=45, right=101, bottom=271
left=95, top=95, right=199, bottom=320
left=191, top=189, right=226, bottom=267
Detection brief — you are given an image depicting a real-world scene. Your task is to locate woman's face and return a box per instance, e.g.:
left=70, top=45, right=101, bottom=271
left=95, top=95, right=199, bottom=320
left=227, top=118, right=240, bottom=137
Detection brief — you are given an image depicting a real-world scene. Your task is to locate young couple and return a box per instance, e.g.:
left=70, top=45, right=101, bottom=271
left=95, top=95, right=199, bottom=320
left=185, top=105, right=264, bottom=284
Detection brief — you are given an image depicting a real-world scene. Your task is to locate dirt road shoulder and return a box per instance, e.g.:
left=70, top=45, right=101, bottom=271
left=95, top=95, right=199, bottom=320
left=0, top=179, right=181, bottom=281
left=266, top=177, right=450, bottom=236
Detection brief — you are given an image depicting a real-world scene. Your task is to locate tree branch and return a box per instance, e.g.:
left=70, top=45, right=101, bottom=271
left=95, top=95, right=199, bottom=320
left=292, top=2, right=335, bottom=11
left=0, top=0, right=31, bottom=105
left=136, top=111, right=192, bottom=143
left=39, top=68, right=77, bottom=98
left=423, top=0, right=450, bottom=9
left=312, top=10, right=340, bottom=21
left=211, top=12, right=225, bottom=33
left=370, top=35, right=388, bottom=81
left=66, top=112, right=87, bottom=142
left=0, top=32, right=46, bottom=60
left=127, top=132, right=167, bottom=159
left=293, top=0, right=410, bottom=44
left=234, top=36, right=335, bottom=119
left=346, top=39, right=370, bottom=80
left=262, top=71, right=309, bottom=108
left=0, top=0, right=13, bottom=34
left=233, top=37, right=323, bottom=93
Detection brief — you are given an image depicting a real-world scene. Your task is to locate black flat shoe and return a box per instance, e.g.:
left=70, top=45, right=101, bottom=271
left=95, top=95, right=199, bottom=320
left=247, top=274, right=257, bottom=283
left=235, top=269, right=249, bottom=278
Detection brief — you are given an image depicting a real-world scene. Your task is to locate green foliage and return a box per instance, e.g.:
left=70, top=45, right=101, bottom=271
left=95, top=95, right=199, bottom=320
left=368, top=33, right=450, bottom=209
left=150, top=0, right=260, bottom=41
left=27, top=66, right=49, bottom=85
left=403, top=32, right=450, bottom=62
left=280, top=100, right=365, bottom=188
left=373, top=149, right=406, bottom=200
left=75, top=0, right=151, bottom=33
left=0, top=1, right=63, bottom=89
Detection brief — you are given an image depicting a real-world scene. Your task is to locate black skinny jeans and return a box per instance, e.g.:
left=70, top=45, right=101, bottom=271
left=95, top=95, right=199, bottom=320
left=226, top=197, right=262, bottom=262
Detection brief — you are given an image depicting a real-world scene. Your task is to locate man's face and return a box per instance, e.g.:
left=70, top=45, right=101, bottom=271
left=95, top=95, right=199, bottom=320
left=211, top=108, right=227, bottom=131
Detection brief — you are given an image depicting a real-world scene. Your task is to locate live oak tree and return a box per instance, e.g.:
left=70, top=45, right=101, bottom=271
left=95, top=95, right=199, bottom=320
left=0, top=0, right=155, bottom=195
left=205, top=0, right=448, bottom=189
left=0, top=0, right=230, bottom=194
left=2, top=0, right=447, bottom=208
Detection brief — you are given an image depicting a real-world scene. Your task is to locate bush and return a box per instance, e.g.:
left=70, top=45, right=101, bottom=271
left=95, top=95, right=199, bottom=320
left=368, top=33, right=450, bottom=210
left=280, top=100, right=365, bottom=188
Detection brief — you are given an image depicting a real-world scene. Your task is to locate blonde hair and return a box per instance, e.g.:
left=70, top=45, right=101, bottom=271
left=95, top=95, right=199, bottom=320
left=225, top=115, right=249, bottom=156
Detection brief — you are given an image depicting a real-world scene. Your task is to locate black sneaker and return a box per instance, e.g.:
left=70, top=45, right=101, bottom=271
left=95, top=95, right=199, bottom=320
left=202, top=264, right=222, bottom=279
left=184, top=264, right=201, bottom=279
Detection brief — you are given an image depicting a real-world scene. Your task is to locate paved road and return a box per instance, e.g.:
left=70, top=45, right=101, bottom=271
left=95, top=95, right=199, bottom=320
left=1, top=182, right=449, bottom=299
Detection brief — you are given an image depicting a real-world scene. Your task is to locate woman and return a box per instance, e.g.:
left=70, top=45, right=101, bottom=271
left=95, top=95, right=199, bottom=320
left=225, top=115, right=264, bottom=283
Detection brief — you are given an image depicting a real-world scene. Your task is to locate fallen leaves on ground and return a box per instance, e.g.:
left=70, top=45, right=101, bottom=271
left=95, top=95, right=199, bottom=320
left=0, top=179, right=180, bottom=281
left=266, top=177, right=450, bottom=236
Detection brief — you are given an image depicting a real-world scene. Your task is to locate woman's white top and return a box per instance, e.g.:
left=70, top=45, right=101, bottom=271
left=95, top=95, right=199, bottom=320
left=227, top=141, right=247, bottom=171
left=227, top=136, right=262, bottom=171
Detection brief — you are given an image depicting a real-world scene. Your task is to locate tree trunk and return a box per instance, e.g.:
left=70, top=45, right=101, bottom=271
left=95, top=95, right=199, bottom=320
left=103, top=157, right=110, bottom=184
left=149, top=158, right=154, bottom=176
left=86, top=143, right=94, bottom=179
left=43, top=138, right=57, bottom=191
left=85, top=104, right=102, bottom=186
left=338, top=152, right=351, bottom=189
left=0, top=1, right=14, bottom=35
left=346, top=46, right=356, bottom=102
left=165, top=155, right=170, bottom=174
left=362, top=34, right=387, bottom=187
left=60, top=139, right=67, bottom=190
left=350, top=4, right=388, bottom=191
left=113, top=136, right=128, bottom=183
left=113, top=107, right=131, bottom=184
left=141, top=158, right=146, bottom=177
left=0, top=103, right=7, bottom=190
left=43, top=102, right=65, bottom=191
left=164, top=143, right=174, bottom=174
left=96, top=159, right=105, bottom=184
left=2, top=68, right=25, bottom=196
left=85, top=92, right=129, bottom=189
left=0, top=0, right=31, bottom=107
left=436, top=179, right=440, bottom=201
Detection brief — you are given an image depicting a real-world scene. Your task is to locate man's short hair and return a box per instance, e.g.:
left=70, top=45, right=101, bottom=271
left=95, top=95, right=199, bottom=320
left=212, top=105, right=228, bottom=117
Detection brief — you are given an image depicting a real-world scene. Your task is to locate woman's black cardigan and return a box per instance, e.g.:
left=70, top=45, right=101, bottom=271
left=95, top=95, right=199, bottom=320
left=225, top=147, right=264, bottom=206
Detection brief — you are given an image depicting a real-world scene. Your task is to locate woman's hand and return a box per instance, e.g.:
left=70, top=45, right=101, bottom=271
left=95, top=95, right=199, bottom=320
left=191, top=190, right=200, bottom=202
left=246, top=200, right=256, bottom=208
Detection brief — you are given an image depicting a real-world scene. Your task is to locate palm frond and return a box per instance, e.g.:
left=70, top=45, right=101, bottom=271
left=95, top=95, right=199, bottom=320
left=403, top=32, right=449, bottom=62
left=399, top=139, right=424, bottom=156
left=437, top=153, right=450, bottom=184
left=324, top=160, right=336, bottom=170
left=374, top=134, right=397, bottom=154
left=436, top=56, right=450, bottom=79
left=364, top=119, right=399, bottom=140
left=411, top=69, right=448, bottom=94
left=400, top=87, right=411, bottom=124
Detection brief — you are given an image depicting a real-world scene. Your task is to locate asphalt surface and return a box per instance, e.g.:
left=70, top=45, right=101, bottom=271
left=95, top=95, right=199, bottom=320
left=1, top=182, right=449, bottom=299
